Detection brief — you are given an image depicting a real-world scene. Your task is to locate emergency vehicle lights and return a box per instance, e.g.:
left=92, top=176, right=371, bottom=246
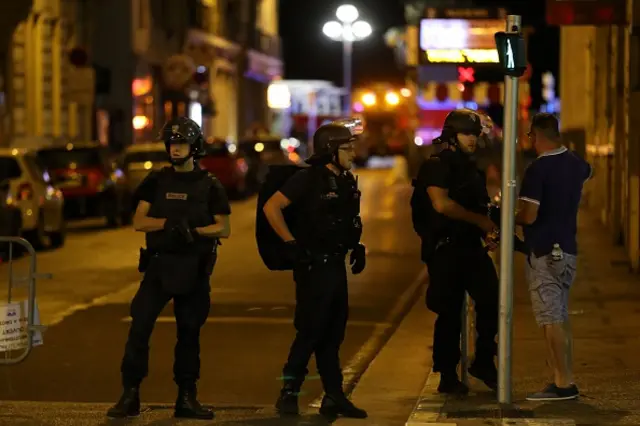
left=361, top=93, right=376, bottom=106
left=424, top=49, right=499, bottom=63
left=385, top=92, right=400, bottom=105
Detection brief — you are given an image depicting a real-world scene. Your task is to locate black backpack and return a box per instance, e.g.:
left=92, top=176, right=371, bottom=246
left=410, top=177, right=430, bottom=238
left=255, top=164, right=307, bottom=271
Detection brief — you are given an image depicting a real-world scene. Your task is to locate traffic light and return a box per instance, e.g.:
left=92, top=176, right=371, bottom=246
left=494, top=32, right=527, bottom=77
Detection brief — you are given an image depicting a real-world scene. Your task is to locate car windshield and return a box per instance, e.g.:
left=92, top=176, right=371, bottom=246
left=125, top=151, right=169, bottom=164
left=38, top=147, right=105, bottom=170
left=203, top=143, right=231, bottom=157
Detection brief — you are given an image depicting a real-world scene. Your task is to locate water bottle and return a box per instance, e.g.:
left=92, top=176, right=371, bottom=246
left=551, top=243, right=564, bottom=261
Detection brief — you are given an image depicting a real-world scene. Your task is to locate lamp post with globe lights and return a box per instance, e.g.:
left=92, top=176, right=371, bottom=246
left=322, top=5, right=372, bottom=114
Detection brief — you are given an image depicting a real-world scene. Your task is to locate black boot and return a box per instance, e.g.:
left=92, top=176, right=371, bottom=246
left=106, top=386, right=140, bottom=418
left=437, top=371, right=469, bottom=395
left=275, top=380, right=301, bottom=415
left=174, top=385, right=214, bottom=419
left=319, top=393, right=368, bottom=419
left=468, top=359, right=498, bottom=391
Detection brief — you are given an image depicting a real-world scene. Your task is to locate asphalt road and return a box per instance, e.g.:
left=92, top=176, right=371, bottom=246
left=0, top=167, right=425, bottom=424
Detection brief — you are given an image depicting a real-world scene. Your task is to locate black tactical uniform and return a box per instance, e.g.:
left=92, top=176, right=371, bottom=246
left=274, top=122, right=368, bottom=419
left=412, top=110, right=499, bottom=394
left=108, top=117, right=230, bottom=420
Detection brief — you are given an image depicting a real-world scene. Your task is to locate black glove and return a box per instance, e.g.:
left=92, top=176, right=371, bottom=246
left=285, top=240, right=311, bottom=265
left=350, top=243, right=366, bottom=274
left=165, top=217, right=195, bottom=245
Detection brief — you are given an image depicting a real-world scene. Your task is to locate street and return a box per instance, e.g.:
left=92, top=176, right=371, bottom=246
left=0, top=167, right=425, bottom=424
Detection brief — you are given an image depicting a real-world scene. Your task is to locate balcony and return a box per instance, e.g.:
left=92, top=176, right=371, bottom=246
left=253, top=30, right=280, bottom=59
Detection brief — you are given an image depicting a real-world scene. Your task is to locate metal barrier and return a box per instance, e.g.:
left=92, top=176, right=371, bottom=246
left=0, top=237, right=51, bottom=365
left=460, top=293, right=475, bottom=386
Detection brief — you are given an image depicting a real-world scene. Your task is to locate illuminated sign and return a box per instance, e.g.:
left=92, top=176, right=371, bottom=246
left=420, top=19, right=505, bottom=50
left=424, top=49, right=499, bottom=64
left=494, top=32, right=527, bottom=76
left=458, top=67, right=475, bottom=82
left=424, top=7, right=507, bottom=20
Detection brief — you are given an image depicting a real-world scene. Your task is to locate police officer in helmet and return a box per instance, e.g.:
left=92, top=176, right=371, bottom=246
left=107, top=117, right=231, bottom=419
left=413, top=109, right=500, bottom=394
left=263, top=120, right=368, bottom=419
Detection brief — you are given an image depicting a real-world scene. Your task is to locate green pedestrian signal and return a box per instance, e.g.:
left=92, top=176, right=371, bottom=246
left=494, top=32, right=527, bottom=77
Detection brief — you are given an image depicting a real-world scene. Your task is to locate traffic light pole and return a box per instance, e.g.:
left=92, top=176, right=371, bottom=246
left=497, top=14, right=521, bottom=406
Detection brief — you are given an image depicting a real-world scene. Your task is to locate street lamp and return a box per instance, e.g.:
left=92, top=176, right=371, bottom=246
left=322, top=5, right=372, bottom=114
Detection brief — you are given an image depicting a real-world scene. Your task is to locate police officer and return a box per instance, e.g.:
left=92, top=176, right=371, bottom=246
left=107, top=117, right=231, bottom=419
left=413, top=109, right=499, bottom=394
left=262, top=120, right=368, bottom=419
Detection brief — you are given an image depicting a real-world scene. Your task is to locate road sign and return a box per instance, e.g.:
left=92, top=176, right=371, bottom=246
left=494, top=32, right=527, bottom=77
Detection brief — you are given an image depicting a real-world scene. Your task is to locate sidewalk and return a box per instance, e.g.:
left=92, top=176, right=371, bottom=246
left=338, top=208, right=640, bottom=426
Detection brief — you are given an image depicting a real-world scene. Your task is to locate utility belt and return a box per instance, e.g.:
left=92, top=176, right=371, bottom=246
left=138, top=242, right=218, bottom=276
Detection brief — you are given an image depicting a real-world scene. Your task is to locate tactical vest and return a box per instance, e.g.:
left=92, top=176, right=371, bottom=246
left=293, top=168, right=362, bottom=254
left=442, top=150, right=489, bottom=242
left=146, top=168, right=216, bottom=254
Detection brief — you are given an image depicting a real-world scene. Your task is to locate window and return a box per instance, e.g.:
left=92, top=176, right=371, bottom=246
left=0, top=157, right=22, bottom=181
left=37, top=148, right=105, bottom=170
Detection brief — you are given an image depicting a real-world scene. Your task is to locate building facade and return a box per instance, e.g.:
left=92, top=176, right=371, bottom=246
left=90, top=0, right=282, bottom=149
left=558, top=0, right=640, bottom=269
left=0, top=0, right=94, bottom=148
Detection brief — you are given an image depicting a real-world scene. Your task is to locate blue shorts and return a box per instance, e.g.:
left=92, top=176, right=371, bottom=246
left=525, top=253, right=577, bottom=326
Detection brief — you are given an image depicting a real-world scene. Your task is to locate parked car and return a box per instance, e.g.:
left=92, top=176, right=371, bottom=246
left=198, top=140, right=250, bottom=198
left=122, top=142, right=171, bottom=193
left=236, top=136, right=297, bottom=191
left=36, top=142, right=131, bottom=227
left=0, top=148, right=65, bottom=249
left=0, top=178, right=23, bottom=259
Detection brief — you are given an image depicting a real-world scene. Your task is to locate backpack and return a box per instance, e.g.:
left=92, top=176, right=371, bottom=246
left=255, top=164, right=307, bottom=271
left=410, top=178, right=431, bottom=237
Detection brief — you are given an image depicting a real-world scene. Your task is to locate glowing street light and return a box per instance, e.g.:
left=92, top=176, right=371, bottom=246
left=322, top=4, right=372, bottom=113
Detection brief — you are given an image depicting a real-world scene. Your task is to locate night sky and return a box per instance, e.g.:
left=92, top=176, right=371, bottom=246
left=278, top=0, right=559, bottom=109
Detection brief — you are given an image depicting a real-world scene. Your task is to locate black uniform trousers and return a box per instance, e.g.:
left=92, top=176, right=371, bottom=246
left=120, top=255, right=211, bottom=388
left=283, top=255, right=349, bottom=394
left=425, top=243, right=498, bottom=374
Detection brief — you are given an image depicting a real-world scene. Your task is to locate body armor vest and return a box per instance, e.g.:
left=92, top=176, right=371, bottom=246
left=146, top=168, right=216, bottom=254
left=441, top=150, right=489, bottom=242
left=294, top=168, right=362, bottom=253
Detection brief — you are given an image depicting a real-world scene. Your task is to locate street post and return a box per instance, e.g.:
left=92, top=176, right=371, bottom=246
left=494, top=15, right=527, bottom=405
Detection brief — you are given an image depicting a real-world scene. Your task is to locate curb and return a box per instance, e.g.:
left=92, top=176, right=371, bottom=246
left=309, top=267, right=428, bottom=408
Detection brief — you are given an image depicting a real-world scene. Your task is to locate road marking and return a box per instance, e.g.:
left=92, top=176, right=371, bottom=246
left=121, top=316, right=389, bottom=327
left=309, top=267, right=428, bottom=409
left=47, top=281, right=141, bottom=326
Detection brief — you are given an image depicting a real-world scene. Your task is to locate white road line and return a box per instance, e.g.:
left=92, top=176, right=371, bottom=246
left=121, top=316, right=389, bottom=327
left=46, top=281, right=142, bottom=326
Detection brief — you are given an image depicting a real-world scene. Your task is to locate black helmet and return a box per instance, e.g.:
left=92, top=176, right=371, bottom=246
left=434, top=109, right=483, bottom=146
left=306, top=119, right=361, bottom=166
left=159, top=117, right=205, bottom=165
